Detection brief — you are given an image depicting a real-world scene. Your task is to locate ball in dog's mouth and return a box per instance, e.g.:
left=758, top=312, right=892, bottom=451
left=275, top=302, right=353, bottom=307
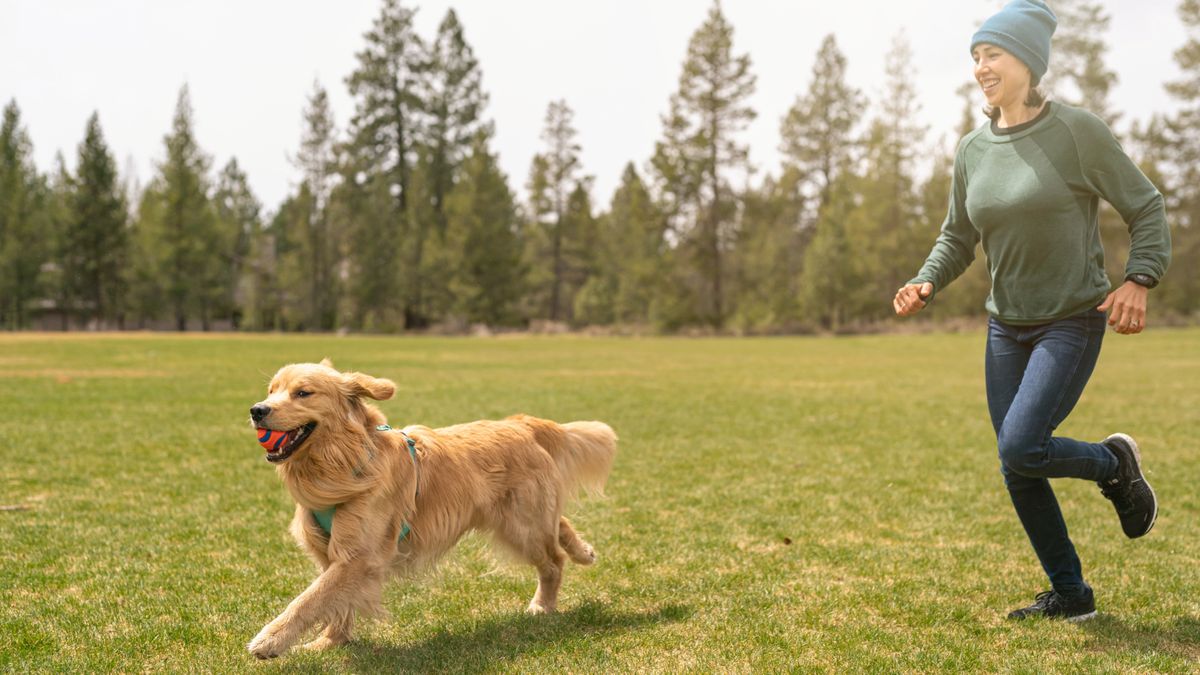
left=256, top=422, right=317, bottom=463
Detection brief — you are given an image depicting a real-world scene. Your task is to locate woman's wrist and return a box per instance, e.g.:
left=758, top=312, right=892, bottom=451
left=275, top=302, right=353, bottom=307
left=1125, top=273, right=1158, bottom=289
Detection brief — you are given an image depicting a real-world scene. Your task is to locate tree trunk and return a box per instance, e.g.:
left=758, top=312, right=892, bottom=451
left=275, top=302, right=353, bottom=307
left=709, top=114, right=723, bottom=328
left=550, top=217, right=563, bottom=321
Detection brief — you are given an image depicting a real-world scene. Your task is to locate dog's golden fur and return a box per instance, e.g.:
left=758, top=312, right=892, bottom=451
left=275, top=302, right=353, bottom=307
left=246, top=360, right=617, bottom=659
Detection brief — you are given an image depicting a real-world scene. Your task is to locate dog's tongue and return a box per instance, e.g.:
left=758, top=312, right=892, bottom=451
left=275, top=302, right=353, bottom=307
left=257, top=427, right=291, bottom=452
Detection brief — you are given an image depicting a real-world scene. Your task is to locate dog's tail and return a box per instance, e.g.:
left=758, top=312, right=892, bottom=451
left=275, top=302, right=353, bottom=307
left=510, top=415, right=617, bottom=497
left=558, top=420, right=617, bottom=496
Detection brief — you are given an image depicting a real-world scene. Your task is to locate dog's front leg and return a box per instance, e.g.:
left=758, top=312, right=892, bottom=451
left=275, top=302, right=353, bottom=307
left=247, top=559, right=374, bottom=659
left=299, top=611, right=354, bottom=653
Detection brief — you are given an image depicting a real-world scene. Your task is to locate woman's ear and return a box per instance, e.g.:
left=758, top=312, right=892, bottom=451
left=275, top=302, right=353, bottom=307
left=341, top=372, right=396, bottom=400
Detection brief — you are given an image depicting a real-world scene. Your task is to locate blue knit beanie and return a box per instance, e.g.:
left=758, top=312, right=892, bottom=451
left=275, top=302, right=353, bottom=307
left=971, top=0, right=1058, bottom=85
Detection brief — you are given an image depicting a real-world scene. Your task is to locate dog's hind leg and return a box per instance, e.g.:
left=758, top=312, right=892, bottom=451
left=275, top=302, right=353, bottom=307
left=527, top=545, right=565, bottom=615
left=495, top=517, right=566, bottom=615
left=558, top=517, right=597, bottom=565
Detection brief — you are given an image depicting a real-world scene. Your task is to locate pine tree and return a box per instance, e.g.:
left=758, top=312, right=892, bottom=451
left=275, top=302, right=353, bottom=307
left=292, top=82, right=341, bottom=330
left=420, top=9, right=488, bottom=234
left=771, top=33, right=862, bottom=330
left=412, top=10, right=490, bottom=325
left=296, top=82, right=338, bottom=217
left=526, top=100, right=586, bottom=322
left=212, top=159, right=260, bottom=329
left=799, top=174, right=860, bottom=332
left=346, top=0, right=424, bottom=214
left=135, top=86, right=216, bottom=330
left=562, top=181, right=599, bottom=325
left=339, top=167, right=406, bottom=331
left=128, top=185, right=165, bottom=328
left=44, top=153, right=74, bottom=329
left=522, top=154, right=552, bottom=321
left=240, top=208, right=278, bottom=331
left=594, top=163, right=666, bottom=326
left=271, top=184, right=317, bottom=329
left=0, top=100, right=48, bottom=329
left=650, top=1, right=756, bottom=328
left=779, top=34, right=864, bottom=211
left=446, top=133, right=524, bottom=326
left=344, top=0, right=426, bottom=329
left=731, top=167, right=805, bottom=331
left=66, top=112, right=128, bottom=328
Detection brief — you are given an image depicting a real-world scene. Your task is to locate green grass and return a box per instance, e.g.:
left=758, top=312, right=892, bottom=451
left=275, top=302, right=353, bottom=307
left=1, top=330, right=1198, bottom=673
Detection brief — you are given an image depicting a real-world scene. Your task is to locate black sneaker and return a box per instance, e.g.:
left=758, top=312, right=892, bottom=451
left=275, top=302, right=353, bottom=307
left=1007, top=589, right=1096, bottom=622
left=1098, top=433, right=1158, bottom=539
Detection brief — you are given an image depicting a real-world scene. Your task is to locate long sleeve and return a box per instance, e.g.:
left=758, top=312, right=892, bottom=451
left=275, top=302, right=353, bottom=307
left=909, top=140, right=980, bottom=295
left=1071, top=111, right=1171, bottom=282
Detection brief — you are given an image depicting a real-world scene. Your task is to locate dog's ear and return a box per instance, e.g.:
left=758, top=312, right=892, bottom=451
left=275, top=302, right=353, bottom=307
left=341, top=372, right=396, bottom=400
left=320, top=357, right=335, bottom=369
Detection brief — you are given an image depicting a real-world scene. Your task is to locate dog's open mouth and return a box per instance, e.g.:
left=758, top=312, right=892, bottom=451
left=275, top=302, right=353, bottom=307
left=259, top=422, right=317, bottom=463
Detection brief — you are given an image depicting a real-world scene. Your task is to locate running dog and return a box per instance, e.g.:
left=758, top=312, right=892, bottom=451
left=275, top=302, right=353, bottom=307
left=245, top=359, right=616, bottom=658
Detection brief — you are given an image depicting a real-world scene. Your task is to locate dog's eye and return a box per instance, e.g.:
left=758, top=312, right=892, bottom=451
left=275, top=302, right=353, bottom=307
left=296, top=390, right=312, bottom=398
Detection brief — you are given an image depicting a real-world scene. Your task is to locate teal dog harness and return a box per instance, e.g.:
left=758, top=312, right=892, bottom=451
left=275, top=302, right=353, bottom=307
left=311, top=425, right=419, bottom=542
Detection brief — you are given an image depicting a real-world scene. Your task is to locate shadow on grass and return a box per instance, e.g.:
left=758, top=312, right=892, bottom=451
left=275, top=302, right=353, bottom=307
left=1079, top=614, right=1200, bottom=661
left=268, top=601, right=691, bottom=673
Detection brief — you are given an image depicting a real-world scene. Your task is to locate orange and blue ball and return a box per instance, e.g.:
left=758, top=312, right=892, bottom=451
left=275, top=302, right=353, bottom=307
left=257, top=428, right=290, bottom=452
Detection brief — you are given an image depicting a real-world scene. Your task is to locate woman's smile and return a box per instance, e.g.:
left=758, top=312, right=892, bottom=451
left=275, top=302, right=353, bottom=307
left=980, top=76, right=1001, bottom=99
left=973, top=44, right=1030, bottom=109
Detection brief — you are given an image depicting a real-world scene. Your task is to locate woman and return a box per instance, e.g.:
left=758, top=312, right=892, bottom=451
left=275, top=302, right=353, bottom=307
left=894, top=0, right=1170, bottom=621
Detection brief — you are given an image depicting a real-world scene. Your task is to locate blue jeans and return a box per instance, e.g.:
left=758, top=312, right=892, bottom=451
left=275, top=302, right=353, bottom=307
left=985, top=309, right=1118, bottom=597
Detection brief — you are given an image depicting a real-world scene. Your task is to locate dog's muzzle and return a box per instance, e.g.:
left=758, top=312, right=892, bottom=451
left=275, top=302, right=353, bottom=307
left=256, top=422, right=318, bottom=463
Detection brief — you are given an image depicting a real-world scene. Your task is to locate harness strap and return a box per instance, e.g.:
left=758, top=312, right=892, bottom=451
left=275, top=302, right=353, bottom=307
left=311, top=508, right=411, bottom=542
left=311, top=425, right=420, bottom=543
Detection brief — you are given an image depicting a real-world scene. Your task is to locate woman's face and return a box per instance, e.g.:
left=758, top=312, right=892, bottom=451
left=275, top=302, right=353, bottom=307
left=972, top=43, right=1032, bottom=108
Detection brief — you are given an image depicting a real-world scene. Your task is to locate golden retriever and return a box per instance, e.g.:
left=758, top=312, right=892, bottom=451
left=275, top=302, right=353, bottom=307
left=245, top=359, right=617, bottom=659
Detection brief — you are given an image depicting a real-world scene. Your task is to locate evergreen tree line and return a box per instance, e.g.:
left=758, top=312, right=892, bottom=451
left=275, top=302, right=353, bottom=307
left=2, top=0, right=1198, bottom=333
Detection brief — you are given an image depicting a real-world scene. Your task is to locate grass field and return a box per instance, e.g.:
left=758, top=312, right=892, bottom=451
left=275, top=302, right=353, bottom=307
left=2, top=329, right=1198, bottom=673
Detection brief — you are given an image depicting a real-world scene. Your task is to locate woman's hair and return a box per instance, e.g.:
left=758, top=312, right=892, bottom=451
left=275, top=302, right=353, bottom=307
left=983, top=86, right=1047, bottom=121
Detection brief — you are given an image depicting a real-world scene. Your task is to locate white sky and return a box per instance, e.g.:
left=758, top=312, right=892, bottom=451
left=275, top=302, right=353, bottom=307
left=1, top=1, right=1187, bottom=214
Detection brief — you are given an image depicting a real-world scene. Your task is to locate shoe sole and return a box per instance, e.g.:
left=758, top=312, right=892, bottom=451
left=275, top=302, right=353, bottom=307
left=1106, top=433, right=1157, bottom=538
left=1007, top=609, right=1098, bottom=622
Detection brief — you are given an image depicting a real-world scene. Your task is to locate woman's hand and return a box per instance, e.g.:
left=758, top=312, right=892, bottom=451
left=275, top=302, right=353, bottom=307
left=1098, top=281, right=1149, bottom=334
left=893, top=282, right=933, bottom=317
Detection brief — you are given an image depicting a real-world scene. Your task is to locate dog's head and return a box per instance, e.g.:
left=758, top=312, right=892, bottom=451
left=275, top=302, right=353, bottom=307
left=249, top=358, right=395, bottom=463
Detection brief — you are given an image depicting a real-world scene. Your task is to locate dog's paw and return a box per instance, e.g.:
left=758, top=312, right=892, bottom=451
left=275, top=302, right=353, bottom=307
left=568, top=542, right=597, bottom=566
left=526, top=601, right=557, bottom=615
left=247, top=628, right=290, bottom=659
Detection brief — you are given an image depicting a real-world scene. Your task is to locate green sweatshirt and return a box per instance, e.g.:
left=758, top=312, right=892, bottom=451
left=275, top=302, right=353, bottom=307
left=911, top=102, right=1171, bottom=325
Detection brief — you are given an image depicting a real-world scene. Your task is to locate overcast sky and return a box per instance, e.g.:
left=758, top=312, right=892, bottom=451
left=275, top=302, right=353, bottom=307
left=1, top=1, right=1187, bottom=214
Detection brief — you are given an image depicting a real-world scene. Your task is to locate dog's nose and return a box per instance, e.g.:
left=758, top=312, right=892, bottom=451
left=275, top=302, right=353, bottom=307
left=250, top=404, right=271, bottom=423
